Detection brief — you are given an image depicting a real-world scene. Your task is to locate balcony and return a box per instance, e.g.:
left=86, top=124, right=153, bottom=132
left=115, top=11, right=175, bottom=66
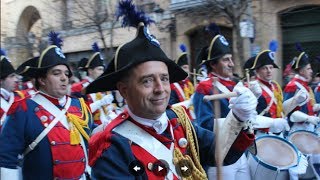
left=170, top=0, right=206, bottom=11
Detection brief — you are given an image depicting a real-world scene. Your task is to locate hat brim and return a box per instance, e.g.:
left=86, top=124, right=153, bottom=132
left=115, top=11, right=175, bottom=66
left=85, top=59, right=187, bottom=94
left=22, top=61, right=73, bottom=78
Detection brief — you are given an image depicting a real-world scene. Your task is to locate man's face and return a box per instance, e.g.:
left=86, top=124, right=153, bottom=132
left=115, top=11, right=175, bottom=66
left=39, top=65, right=70, bottom=98
left=181, top=64, right=189, bottom=74
left=211, top=54, right=234, bottom=78
left=299, top=64, right=313, bottom=82
left=88, top=66, right=104, bottom=80
left=1, top=73, right=18, bottom=92
left=256, top=64, right=274, bottom=82
left=117, top=61, right=170, bottom=119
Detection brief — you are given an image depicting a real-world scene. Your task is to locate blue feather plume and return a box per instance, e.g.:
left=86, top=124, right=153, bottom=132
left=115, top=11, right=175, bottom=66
left=0, top=48, right=6, bottom=56
left=269, top=40, right=278, bottom=52
left=295, top=42, right=304, bottom=52
left=205, top=23, right=220, bottom=37
left=179, top=44, right=187, bottom=53
left=48, top=31, right=63, bottom=48
left=116, top=0, right=154, bottom=28
left=92, top=42, right=100, bottom=53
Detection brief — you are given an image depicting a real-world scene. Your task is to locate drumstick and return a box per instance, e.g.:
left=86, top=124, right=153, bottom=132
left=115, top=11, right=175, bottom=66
left=193, top=68, right=197, bottom=88
left=246, top=69, right=250, bottom=87
left=212, top=77, right=222, bottom=180
left=203, top=92, right=238, bottom=102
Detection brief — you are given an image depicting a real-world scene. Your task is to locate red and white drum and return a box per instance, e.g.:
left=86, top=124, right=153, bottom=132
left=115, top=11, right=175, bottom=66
left=287, top=130, right=320, bottom=179
left=248, top=135, right=299, bottom=180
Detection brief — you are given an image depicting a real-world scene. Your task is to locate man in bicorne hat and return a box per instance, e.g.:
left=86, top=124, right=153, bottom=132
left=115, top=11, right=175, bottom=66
left=192, top=24, right=256, bottom=179
left=71, top=43, right=114, bottom=125
left=283, top=47, right=320, bottom=132
left=87, top=1, right=256, bottom=179
left=244, top=49, right=290, bottom=137
left=0, top=49, right=24, bottom=129
left=0, top=32, right=93, bottom=179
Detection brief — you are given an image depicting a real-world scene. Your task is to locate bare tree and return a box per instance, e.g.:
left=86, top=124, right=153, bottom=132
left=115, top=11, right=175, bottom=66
left=69, top=0, right=117, bottom=62
left=171, top=0, right=252, bottom=75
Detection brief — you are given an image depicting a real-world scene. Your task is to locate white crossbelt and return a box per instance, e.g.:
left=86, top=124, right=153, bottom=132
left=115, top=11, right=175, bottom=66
left=214, top=80, right=231, bottom=95
left=258, top=81, right=275, bottom=116
left=113, top=120, right=179, bottom=179
left=0, top=93, right=14, bottom=125
left=294, top=81, right=309, bottom=106
left=173, top=82, right=186, bottom=100
left=25, top=94, right=91, bottom=178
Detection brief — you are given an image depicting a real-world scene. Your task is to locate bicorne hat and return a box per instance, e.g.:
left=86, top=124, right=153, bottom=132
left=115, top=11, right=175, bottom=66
left=85, top=0, right=187, bottom=93
left=0, top=49, right=15, bottom=79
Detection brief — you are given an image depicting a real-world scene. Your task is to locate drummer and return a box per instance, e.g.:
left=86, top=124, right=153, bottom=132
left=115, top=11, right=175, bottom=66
left=283, top=45, right=320, bottom=132
left=243, top=46, right=290, bottom=137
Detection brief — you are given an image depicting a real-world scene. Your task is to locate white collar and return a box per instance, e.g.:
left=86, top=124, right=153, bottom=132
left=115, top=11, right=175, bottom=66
left=211, top=72, right=231, bottom=81
left=84, top=76, right=94, bottom=83
left=126, top=106, right=169, bottom=134
left=39, top=91, right=67, bottom=107
left=295, top=74, right=308, bottom=82
left=0, top=88, right=13, bottom=101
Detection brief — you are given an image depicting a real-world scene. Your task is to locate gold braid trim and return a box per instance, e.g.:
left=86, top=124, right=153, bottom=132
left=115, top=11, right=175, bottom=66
left=183, top=81, right=195, bottom=100
left=272, top=81, right=284, bottom=117
left=15, top=90, right=25, bottom=99
left=171, top=106, right=207, bottom=180
left=308, top=87, right=316, bottom=107
left=67, top=98, right=90, bottom=145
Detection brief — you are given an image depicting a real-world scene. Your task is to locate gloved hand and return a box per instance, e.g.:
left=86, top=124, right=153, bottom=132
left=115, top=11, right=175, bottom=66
left=313, top=103, right=320, bottom=112
left=269, top=118, right=290, bottom=133
left=229, top=82, right=258, bottom=122
left=89, top=94, right=114, bottom=112
left=293, top=89, right=308, bottom=105
left=248, top=80, right=262, bottom=98
left=289, top=152, right=308, bottom=180
left=100, top=94, right=114, bottom=106
left=307, top=116, right=320, bottom=125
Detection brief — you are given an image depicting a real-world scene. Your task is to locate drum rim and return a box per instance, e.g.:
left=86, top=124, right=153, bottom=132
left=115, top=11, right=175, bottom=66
left=287, top=130, right=320, bottom=155
left=251, top=135, right=300, bottom=170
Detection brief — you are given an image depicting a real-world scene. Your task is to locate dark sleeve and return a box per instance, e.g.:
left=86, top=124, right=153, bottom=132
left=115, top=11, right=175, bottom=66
left=193, top=92, right=214, bottom=131
left=0, top=106, right=27, bottom=168
left=169, top=90, right=180, bottom=105
left=91, top=134, right=146, bottom=180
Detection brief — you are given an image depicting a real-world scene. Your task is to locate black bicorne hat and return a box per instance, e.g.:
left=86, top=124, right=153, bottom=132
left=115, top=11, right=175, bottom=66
left=85, top=0, right=187, bottom=93
left=20, top=32, right=72, bottom=78
left=200, top=23, right=231, bottom=65
left=243, top=56, right=255, bottom=77
left=249, top=50, right=279, bottom=70
left=85, top=42, right=105, bottom=69
left=77, top=58, right=89, bottom=70
left=175, top=44, right=188, bottom=66
left=15, top=56, right=39, bottom=76
left=0, top=49, right=15, bottom=79
left=291, top=43, right=310, bottom=70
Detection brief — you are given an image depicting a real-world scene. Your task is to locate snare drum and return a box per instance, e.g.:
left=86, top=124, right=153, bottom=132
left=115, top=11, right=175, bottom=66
left=287, top=130, right=320, bottom=179
left=248, top=135, right=299, bottom=180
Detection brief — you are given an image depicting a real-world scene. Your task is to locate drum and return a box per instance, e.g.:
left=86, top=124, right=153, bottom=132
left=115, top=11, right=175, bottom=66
left=248, top=135, right=299, bottom=180
left=287, top=130, right=320, bottom=179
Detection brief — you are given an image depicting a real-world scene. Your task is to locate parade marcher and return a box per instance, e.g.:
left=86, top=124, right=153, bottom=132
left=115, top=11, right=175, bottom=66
left=169, top=44, right=195, bottom=119
left=15, top=57, right=39, bottom=98
left=193, top=23, right=256, bottom=179
left=85, top=1, right=256, bottom=179
left=283, top=44, right=320, bottom=132
left=0, top=32, right=93, bottom=179
left=244, top=45, right=290, bottom=136
left=71, top=43, right=114, bottom=125
left=169, top=44, right=194, bottom=105
left=315, top=73, right=320, bottom=105
left=0, top=49, right=24, bottom=128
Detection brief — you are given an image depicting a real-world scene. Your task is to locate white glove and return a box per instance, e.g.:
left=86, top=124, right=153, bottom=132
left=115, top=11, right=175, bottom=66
left=313, top=103, right=320, bottom=112
left=293, top=89, right=309, bottom=105
left=307, top=116, right=320, bottom=125
left=248, top=80, right=262, bottom=98
left=100, top=94, right=114, bottom=106
left=269, top=118, right=290, bottom=133
left=229, top=82, right=258, bottom=122
left=289, top=152, right=308, bottom=180
left=89, top=94, right=114, bottom=112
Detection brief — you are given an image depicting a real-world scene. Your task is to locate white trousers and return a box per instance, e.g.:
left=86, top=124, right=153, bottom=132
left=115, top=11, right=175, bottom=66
left=207, top=154, right=251, bottom=180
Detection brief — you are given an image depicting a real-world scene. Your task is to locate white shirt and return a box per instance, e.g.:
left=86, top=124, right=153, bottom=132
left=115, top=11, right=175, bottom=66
left=126, top=106, right=169, bottom=134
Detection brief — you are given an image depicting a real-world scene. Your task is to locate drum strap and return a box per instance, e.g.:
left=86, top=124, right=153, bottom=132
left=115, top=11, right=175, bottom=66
left=0, top=93, right=14, bottom=125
